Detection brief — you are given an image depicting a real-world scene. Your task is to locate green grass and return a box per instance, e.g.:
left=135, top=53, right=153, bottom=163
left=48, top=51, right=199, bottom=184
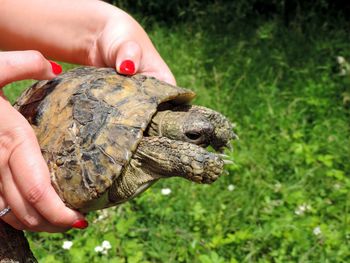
left=4, top=17, right=350, bottom=262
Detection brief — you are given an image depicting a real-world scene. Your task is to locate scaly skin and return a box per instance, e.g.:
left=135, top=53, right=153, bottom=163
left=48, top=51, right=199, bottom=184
left=107, top=105, right=235, bottom=205
left=149, top=105, right=236, bottom=151
left=108, top=137, right=224, bottom=204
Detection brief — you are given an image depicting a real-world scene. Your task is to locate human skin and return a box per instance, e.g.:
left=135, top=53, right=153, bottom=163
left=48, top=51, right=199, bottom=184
left=0, top=0, right=176, bottom=232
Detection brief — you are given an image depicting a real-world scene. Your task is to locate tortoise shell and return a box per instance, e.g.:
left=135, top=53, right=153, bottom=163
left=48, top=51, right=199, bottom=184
left=15, top=67, right=195, bottom=210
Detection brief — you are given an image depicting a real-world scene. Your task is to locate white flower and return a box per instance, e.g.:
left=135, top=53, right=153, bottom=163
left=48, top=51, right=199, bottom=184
left=294, top=203, right=311, bottom=216
left=337, top=56, right=345, bottom=64
left=62, top=241, right=73, bottom=250
left=339, top=69, right=347, bottom=76
left=313, top=226, right=322, bottom=236
left=102, top=240, right=112, bottom=250
left=95, top=240, right=112, bottom=255
left=94, top=209, right=109, bottom=223
left=227, top=184, right=235, bottom=191
left=94, top=246, right=103, bottom=253
left=161, top=188, right=171, bottom=195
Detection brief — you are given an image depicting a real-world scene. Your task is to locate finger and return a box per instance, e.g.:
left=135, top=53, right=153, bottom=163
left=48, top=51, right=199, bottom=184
left=8, top=128, right=85, bottom=228
left=0, top=50, right=61, bottom=87
left=141, top=68, right=177, bottom=86
left=0, top=194, right=26, bottom=231
left=0, top=99, right=86, bottom=230
left=115, top=42, right=177, bottom=85
left=0, top=212, right=26, bottom=231
left=139, top=50, right=176, bottom=85
left=0, top=89, right=5, bottom=100
left=1, top=165, right=68, bottom=232
left=115, top=40, right=141, bottom=75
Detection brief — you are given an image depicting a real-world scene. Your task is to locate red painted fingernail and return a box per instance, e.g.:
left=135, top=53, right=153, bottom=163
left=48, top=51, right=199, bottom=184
left=72, top=219, right=89, bottom=229
left=119, top=60, right=135, bottom=75
left=49, top=60, right=62, bottom=75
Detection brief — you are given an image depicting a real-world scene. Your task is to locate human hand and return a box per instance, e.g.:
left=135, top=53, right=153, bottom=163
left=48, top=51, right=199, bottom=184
left=0, top=1, right=175, bottom=85
left=88, top=8, right=176, bottom=85
left=0, top=51, right=87, bottom=232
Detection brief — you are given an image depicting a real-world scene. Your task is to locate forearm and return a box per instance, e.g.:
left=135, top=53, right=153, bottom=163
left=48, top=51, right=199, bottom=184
left=0, top=0, right=128, bottom=65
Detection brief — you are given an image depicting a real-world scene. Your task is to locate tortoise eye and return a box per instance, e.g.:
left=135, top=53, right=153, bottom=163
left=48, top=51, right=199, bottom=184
left=185, top=132, right=202, bottom=141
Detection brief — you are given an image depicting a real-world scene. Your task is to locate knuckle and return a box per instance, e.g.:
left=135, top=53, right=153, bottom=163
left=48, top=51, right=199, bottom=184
left=0, top=125, right=33, bottom=144
left=22, top=214, right=40, bottom=228
left=125, top=40, right=140, bottom=51
left=0, top=50, right=49, bottom=86
left=26, top=51, right=47, bottom=73
left=25, top=183, right=47, bottom=205
left=0, top=131, right=13, bottom=166
left=26, top=50, right=45, bottom=62
left=0, top=126, right=31, bottom=166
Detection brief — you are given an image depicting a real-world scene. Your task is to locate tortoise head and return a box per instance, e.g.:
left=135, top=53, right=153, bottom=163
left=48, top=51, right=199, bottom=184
left=149, top=105, right=236, bottom=151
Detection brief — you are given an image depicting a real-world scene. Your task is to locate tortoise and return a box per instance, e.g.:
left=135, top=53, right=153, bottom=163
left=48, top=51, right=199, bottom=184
left=14, top=67, right=235, bottom=212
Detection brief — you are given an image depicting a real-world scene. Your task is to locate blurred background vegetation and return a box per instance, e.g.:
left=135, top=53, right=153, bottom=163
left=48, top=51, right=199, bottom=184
left=108, top=0, right=350, bottom=27
left=5, top=0, right=350, bottom=262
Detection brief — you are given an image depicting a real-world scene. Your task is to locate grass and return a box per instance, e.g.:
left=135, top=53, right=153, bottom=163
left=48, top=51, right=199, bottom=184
left=4, top=15, right=350, bottom=262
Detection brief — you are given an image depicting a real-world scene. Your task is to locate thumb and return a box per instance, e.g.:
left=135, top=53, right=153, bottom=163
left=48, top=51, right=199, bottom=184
left=115, top=41, right=141, bottom=75
left=0, top=50, right=62, bottom=88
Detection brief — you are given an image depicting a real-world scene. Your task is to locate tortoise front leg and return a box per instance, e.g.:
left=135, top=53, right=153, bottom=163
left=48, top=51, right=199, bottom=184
left=108, top=136, right=224, bottom=204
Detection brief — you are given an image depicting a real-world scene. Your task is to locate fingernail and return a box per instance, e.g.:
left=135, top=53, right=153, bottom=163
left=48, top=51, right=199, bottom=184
left=119, top=60, right=135, bottom=75
left=49, top=60, right=62, bottom=75
left=72, top=219, right=88, bottom=229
